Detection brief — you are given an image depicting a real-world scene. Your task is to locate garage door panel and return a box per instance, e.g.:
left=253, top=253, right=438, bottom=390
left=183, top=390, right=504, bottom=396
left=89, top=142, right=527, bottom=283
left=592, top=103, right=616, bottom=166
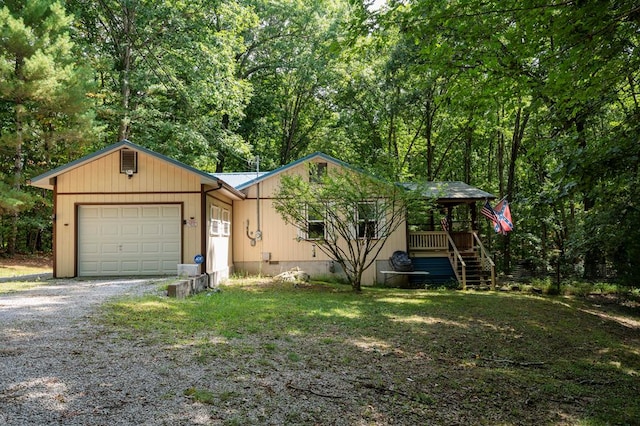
left=141, top=260, right=160, bottom=272
left=163, top=223, right=180, bottom=235
left=121, top=243, right=139, bottom=253
left=78, top=204, right=181, bottom=276
left=101, top=226, right=119, bottom=237
left=162, top=206, right=180, bottom=217
left=101, top=208, right=120, bottom=218
left=142, top=223, right=161, bottom=236
left=143, top=206, right=160, bottom=217
left=121, top=224, right=141, bottom=235
left=100, top=261, right=119, bottom=273
left=101, top=243, right=119, bottom=254
left=79, top=243, right=99, bottom=254
left=121, top=261, right=140, bottom=272
left=163, top=241, right=180, bottom=252
left=142, top=242, right=160, bottom=253
left=78, top=262, right=98, bottom=273
left=122, top=207, right=140, bottom=218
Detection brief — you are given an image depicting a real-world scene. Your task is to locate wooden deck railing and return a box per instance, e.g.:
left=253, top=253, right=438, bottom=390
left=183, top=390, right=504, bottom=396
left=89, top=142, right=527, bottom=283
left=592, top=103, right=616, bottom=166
left=408, top=231, right=448, bottom=251
left=473, top=232, right=496, bottom=289
left=445, top=232, right=466, bottom=289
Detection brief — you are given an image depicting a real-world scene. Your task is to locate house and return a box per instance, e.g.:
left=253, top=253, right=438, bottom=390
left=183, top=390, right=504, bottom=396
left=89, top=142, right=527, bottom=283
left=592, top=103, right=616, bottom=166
left=213, top=152, right=408, bottom=286
left=30, top=140, right=496, bottom=287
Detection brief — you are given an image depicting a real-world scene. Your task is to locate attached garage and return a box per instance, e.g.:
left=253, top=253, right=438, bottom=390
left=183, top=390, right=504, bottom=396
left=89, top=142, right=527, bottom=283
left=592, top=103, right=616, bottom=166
left=29, top=140, right=245, bottom=279
left=77, top=204, right=181, bottom=276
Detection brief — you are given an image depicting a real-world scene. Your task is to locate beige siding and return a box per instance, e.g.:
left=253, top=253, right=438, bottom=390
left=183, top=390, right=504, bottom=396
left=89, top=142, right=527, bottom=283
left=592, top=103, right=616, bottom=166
left=54, top=150, right=203, bottom=277
left=233, top=160, right=407, bottom=285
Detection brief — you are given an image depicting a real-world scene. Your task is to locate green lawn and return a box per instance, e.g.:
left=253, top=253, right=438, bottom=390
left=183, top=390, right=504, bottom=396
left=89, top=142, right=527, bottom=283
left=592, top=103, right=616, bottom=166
left=100, top=278, right=640, bottom=425
left=0, top=265, right=51, bottom=278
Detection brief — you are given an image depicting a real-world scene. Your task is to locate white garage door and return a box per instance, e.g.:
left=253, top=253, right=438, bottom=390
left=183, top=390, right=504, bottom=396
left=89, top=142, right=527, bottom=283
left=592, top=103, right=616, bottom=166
left=78, top=205, right=181, bottom=276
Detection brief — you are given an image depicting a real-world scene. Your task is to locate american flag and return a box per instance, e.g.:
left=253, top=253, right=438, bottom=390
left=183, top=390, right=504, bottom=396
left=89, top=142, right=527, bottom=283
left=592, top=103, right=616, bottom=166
left=440, top=217, right=449, bottom=231
left=481, top=200, right=499, bottom=224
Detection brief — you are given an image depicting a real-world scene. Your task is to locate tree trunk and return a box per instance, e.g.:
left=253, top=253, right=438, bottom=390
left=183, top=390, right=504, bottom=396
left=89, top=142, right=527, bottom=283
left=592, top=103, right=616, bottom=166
left=8, top=103, right=25, bottom=255
left=577, top=117, right=601, bottom=279
left=502, top=107, right=529, bottom=273
left=118, top=4, right=134, bottom=141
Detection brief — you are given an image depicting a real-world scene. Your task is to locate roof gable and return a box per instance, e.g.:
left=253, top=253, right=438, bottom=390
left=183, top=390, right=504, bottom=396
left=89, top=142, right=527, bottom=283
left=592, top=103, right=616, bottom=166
left=226, top=152, right=361, bottom=191
left=29, top=140, right=245, bottom=199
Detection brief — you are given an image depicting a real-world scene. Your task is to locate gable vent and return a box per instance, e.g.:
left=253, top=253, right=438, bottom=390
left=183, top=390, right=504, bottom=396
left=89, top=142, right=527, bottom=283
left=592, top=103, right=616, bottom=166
left=120, top=150, right=137, bottom=174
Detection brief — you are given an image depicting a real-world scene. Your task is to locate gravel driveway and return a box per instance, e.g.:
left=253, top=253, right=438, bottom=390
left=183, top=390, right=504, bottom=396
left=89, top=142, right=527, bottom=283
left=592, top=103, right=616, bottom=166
left=0, top=278, right=214, bottom=425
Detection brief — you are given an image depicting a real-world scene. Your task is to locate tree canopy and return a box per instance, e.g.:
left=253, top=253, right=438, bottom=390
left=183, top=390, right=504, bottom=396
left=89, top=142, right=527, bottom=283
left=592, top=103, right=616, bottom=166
left=0, top=0, right=638, bottom=284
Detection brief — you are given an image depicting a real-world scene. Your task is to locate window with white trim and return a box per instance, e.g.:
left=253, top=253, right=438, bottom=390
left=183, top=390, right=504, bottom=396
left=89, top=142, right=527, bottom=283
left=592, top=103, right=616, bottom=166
left=307, top=207, right=326, bottom=240
left=210, top=205, right=221, bottom=236
left=357, top=201, right=380, bottom=239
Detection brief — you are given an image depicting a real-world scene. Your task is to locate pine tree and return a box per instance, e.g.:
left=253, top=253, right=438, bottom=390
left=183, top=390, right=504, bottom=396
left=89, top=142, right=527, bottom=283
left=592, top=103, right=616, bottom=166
left=0, top=0, right=94, bottom=254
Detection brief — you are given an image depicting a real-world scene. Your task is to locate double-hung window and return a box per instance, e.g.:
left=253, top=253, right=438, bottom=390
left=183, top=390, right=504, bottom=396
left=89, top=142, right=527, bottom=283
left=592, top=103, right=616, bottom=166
left=357, top=201, right=380, bottom=239
left=307, top=207, right=326, bottom=240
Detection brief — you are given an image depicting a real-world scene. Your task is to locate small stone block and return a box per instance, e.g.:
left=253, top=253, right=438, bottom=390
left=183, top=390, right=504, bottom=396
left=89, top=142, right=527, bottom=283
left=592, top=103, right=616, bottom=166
left=167, top=280, right=190, bottom=298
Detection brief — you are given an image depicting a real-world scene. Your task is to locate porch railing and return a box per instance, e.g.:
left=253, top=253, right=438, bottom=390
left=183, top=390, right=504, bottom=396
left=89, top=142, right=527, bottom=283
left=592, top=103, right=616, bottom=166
left=408, top=231, right=448, bottom=251
left=446, top=232, right=466, bottom=289
left=473, top=232, right=496, bottom=289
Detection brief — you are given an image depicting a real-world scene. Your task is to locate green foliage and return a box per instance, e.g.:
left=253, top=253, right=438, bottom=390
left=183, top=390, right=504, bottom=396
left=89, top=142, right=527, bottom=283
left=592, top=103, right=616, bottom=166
left=0, top=0, right=95, bottom=253
left=183, top=387, right=216, bottom=405
left=274, top=164, right=427, bottom=291
left=0, top=0, right=636, bottom=286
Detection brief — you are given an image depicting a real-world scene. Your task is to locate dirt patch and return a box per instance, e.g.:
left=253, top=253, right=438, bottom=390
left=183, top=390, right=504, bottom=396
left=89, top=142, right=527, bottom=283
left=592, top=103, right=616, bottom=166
left=0, top=253, right=53, bottom=268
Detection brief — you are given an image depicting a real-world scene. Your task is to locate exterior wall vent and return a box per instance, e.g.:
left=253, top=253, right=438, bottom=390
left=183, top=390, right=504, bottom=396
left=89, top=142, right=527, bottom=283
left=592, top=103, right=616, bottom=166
left=120, top=149, right=138, bottom=175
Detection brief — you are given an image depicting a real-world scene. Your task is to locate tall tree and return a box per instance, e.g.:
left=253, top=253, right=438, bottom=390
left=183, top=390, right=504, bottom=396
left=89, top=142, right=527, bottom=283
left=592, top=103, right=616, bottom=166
left=0, top=0, right=94, bottom=254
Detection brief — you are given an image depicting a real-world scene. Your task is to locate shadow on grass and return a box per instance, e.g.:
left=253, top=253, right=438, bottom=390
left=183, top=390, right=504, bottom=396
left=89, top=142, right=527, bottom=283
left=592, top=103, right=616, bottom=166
left=99, top=278, right=640, bottom=425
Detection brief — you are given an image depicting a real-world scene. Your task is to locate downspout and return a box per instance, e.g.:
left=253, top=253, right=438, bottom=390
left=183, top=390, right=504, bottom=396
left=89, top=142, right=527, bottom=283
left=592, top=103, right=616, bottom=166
left=246, top=156, right=262, bottom=246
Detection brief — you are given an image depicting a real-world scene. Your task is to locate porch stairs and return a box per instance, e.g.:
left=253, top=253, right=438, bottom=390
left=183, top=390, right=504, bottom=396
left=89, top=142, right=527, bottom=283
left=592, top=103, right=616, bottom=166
left=459, top=251, right=492, bottom=289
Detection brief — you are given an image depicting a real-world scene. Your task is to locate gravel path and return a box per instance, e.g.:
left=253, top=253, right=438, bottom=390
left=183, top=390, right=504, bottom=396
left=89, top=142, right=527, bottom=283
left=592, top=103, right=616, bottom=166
left=0, top=279, right=213, bottom=426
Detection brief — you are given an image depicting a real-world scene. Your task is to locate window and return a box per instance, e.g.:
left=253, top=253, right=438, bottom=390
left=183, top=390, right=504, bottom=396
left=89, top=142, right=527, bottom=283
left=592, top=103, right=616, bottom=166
left=120, top=149, right=137, bottom=174
left=307, top=207, right=325, bottom=240
left=210, top=205, right=221, bottom=236
left=357, top=201, right=380, bottom=239
left=309, top=162, right=327, bottom=183
left=221, top=209, right=230, bottom=236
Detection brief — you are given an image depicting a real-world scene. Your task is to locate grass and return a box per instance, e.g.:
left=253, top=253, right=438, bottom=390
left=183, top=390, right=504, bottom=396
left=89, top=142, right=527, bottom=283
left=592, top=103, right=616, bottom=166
left=0, top=264, right=51, bottom=278
left=99, top=277, right=640, bottom=425
left=0, top=254, right=52, bottom=278
left=0, top=281, right=44, bottom=294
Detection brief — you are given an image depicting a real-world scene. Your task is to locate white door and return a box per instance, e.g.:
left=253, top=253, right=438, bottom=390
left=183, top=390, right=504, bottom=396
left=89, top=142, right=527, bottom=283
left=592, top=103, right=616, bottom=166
left=78, top=205, right=181, bottom=276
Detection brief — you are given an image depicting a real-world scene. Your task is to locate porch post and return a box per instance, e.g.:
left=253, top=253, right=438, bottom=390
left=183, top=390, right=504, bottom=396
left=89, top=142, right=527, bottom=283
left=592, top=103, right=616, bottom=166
left=470, top=203, right=477, bottom=230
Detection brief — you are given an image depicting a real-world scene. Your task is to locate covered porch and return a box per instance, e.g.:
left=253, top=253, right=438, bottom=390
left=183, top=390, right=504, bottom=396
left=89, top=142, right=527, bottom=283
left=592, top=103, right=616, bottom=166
left=404, top=182, right=497, bottom=289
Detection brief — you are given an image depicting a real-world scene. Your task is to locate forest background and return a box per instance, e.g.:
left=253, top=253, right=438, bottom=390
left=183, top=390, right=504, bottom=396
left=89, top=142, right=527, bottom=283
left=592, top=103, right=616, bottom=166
left=0, top=0, right=638, bottom=285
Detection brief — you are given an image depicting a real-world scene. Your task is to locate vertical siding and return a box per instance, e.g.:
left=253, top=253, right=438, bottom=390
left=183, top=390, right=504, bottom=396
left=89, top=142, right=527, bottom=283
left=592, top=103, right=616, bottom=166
left=54, top=150, right=204, bottom=277
left=233, top=159, right=407, bottom=285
